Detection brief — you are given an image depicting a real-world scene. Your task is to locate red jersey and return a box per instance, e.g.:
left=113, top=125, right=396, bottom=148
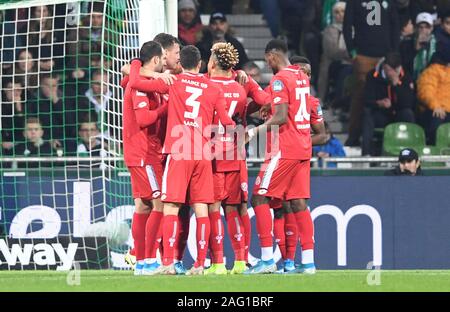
left=210, top=77, right=248, bottom=172
left=122, top=78, right=163, bottom=167
left=128, top=61, right=235, bottom=160
left=267, top=65, right=313, bottom=160
left=310, top=96, right=324, bottom=125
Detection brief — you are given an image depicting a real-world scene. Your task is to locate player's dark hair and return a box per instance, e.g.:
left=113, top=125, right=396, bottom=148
left=290, top=55, right=310, bottom=65
left=180, top=45, right=201, bottom=70
left=140, top=41, right=163, bottom=64
left=264, top=39, right=288, bottom=54
left=384, top=52, right=402, bottom=69
left=153, top=33, right=181, bottom=50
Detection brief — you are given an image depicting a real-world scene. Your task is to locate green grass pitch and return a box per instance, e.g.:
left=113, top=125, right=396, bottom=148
left=1, top=270, right=450, bottom=292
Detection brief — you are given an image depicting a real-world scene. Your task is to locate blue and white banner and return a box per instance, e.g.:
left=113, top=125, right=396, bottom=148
left=1, top=172, right=450, bottom=269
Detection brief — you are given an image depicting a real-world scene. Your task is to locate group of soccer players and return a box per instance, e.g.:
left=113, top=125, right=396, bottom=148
left=121, top=32, right=327, bottom=276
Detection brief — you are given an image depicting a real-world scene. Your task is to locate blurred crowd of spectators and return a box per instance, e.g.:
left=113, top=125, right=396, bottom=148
left=2, top=0, right=450, bottom=168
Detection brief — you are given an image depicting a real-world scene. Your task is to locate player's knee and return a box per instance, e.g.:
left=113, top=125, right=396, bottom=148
left=290, top=199, right=307, bottom=213
left=135, top=198, right=151, bottom=213
left=251, top=195, right=265, bottom=208
left=282, top=201, right=293, bottom=213
left=273, top=207, right=284, bottom=219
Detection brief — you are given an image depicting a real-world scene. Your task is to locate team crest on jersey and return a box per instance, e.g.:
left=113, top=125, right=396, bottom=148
left=274, top=97, right=281, bottom=104
left=272, top=80, right=283, bottom=92
left=241, top=182, right=248, bottom=192
left=255, top=176, right=261, bottom=185
left=138, top=101, right=147, bottom=108
left=317, top=104, right=323, bottom=116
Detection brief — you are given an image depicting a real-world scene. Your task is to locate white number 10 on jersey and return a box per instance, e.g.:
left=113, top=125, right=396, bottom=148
left=295, top=87, right=310, bottom=123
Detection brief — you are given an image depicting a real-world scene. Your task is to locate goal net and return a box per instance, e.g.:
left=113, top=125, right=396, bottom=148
left=0, top=0, right=174, bottom=270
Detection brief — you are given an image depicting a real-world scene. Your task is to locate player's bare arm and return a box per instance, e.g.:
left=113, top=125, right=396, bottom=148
left=311, top=122, right=328, bottom=146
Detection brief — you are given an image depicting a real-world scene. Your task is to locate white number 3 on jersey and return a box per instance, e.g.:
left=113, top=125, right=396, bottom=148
left=184, top=86, right=202, bottom=119
left=295, top=87, right=310, bottom=122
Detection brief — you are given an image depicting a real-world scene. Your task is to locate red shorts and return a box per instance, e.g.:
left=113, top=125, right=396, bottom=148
left=129, top=163, right=163, bottom=200
left=161, top=155, right=214, bottom=204
left=213, top=171, right=248, bottom=205
left=253, top=158, right=310, bottom=200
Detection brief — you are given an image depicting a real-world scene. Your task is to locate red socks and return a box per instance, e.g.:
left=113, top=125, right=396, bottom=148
left=195, top=216, right=210, bottom=267
left=208, top=211, right=224, bottom=264
left=162, top=215, right=178, bottom=266
left=240, top=213, right=251, bottom=263
left=253, top=204, right=273, bottom=248
left=273, top=215, right=286, bottom=260
left=174, top=213, right=190, bottom=261
left=144, top=210, right=163, bottom=259
left=294, top=209, right=314, bottom=251
left=131, top=212, right=150, bottom=261
left=284, top=212, right=298, bottom=260
left=226, top=210, right=245, bottom=261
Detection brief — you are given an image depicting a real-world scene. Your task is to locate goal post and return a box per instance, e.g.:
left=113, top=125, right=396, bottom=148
left=0, top=0, right=176, bottom=270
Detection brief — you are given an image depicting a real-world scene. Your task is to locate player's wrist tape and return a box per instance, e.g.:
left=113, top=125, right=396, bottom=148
left=248, top=128, right=256, bottom=139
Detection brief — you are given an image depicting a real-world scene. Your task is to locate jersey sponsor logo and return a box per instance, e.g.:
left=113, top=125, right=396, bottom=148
left=272, top=80, right=284, bottom=92
left=274, top=97, right=281, bottom=104
left=137, top=101, right=147, bottom=108
left=136, top=91, right=146, bottom=97
left=297, top=124, right=311, bottom=129
left=184, top=120, right=200, bottom=128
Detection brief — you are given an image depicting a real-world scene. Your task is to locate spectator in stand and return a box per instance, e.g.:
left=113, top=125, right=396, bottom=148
left=313, top=122, right=346, bottom=168
left=321, top=0, right=340, bottom=30
left=410, top=0, right=450, bottom=22
left=385, top=148, right=423, bottom=176
left=343, top=0, right=400, bottom=146
left=417, top=48, right=450, bottom=144
left=13, top=49, right=39, bottom=93
left=178, top=0, right=203, bottom=46
left=196, top=12, right=249, bottom=71
left=318, top=1, right=352, bottom=104
left=77, top=114, right=109, bottom=166
left=27, top=73, right=77, bottom=153
left=28, top=5, right=63, bottom=72
left=400, top=12, right=437, bottom=79
left=362, top=53, right=416, bottom=156
left=1, top=79, right=26, bottom=155
left=14, top=117, right=57, bottom=168
left=84, top=69, right=111, bottom=120
left=435, top=10, right=450, bottom=52
left=242, top=61, right=262, bottom=84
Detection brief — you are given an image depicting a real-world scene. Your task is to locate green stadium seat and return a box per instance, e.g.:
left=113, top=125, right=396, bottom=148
left=418, top=146, right=445, bottom=168
left=435, top=123, right=450, bottom=152
left=383, top=122, right=426, bottom=156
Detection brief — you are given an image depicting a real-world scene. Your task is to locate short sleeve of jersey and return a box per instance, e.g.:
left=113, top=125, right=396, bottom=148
left=270, top=76, right=289, bottom=106
left=310, top=96, right=324, bottom=124
left=132, top=90, right=150, bottom=110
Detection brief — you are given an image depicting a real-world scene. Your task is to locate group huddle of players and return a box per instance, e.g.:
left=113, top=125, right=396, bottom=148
left=121, top=32, right=327, bottom=276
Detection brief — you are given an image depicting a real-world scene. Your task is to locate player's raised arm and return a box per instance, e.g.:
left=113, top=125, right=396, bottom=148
left=129, top=59, right=170, bottom=94
left=132, top=90, right=167, bottom=129
left=245, top=76, right=271, bottom=106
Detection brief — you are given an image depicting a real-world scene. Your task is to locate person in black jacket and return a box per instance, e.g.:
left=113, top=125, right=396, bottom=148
left=196, top=12, right=249, bottom=72
left=361, top=52, right=416, bottom=155
left=384, top=148, right=424, bottom=176
left=343, top=0, right=400, bottom=146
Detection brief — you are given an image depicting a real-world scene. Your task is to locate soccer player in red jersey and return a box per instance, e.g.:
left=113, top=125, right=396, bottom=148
left=245, top=39, right=326, bottom=274
left=128, top=45, right=235, bottom=275
left=202, top=42, right=271, bottom=275
left=121, top=41, right=168, bottom=275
